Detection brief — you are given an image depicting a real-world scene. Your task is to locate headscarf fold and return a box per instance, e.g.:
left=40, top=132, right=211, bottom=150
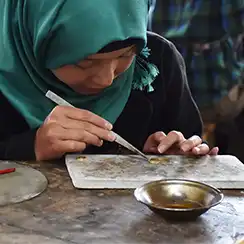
left=0, top=0, right=159, bottom=128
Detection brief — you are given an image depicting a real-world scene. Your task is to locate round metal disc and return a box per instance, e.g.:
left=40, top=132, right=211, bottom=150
left=0, top=161, right=48, bottom=206
left=0, top=234, right=67, bottom=244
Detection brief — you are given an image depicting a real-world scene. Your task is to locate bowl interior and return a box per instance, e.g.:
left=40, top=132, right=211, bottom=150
left=134, top=179, right=223, bottom=211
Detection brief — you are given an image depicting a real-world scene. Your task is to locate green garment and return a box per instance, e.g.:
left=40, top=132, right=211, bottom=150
left=0, top=0, right=158, bottom=128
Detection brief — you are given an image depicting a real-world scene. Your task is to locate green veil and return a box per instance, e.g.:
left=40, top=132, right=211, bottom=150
left=0, top=0, right=158, bottom=128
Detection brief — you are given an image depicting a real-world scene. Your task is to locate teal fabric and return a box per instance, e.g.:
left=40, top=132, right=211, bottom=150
left=0, top=0, right=156, bottom=128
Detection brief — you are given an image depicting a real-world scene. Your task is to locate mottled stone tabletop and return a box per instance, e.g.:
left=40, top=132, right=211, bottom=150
left=0, top=161, right=244, bottom=244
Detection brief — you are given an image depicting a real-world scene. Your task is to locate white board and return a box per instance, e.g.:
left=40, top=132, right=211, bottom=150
left=65, top=154, right=244, bottom=189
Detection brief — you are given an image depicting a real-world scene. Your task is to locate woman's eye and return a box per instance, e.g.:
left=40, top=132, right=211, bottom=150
left=76, top=60, right=94, bottom=69
left=120, top=52, right=135, bottom=59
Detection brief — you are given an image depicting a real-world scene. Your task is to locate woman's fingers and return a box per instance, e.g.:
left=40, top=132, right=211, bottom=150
left=58, top=128, right=104, bottom=147
left=192, top=143, right=210, bottom=155
left=143, top=146, right=159, bottom=154
left=35, top=124, right=88, bottom=161
left=49, top=106, right=113, bottom=130
left=49, top=140, right=87, bottom=160
left=65, top=107, right=113, bottom=129
left=53, top=140, right=87, bottom=155
left=180, top=135, right=202, bottom=152
left=47, top=106, right=116, bottom=142
left=62, top=119, right=115, bottom=142
left=158, top=131, right=185, bottom=153
left=35, top=106, right=116, bottom=161
left=143, top=130, right=219, bottom=156
left=191, top=144, right=219, bottom=156
left=209, top=147, right=219, bottom=155
left=143, top=132, right=166, bottom=152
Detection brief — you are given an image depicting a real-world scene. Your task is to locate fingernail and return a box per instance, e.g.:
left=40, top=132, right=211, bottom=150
left=106, top=123, right=113, bottom=130
left=157, top=145, right=165, bottom=154
left=108, top=132, right=116, bottom=141
left=194, top=147, right=200, bottom=154
left=99, top=140, right=103, bottom=147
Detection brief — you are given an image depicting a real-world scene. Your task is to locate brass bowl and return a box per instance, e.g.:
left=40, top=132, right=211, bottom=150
left=134, top=179, right=224, bottom=221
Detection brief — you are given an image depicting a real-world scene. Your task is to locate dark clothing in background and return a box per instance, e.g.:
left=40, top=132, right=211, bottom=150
left=0, top=32, right=202, bottom=160
left=150, top=0, right=244, bottom=109
left=149, top=1, right=244, bottom=163
left=215, top=110, right=244, bottom=162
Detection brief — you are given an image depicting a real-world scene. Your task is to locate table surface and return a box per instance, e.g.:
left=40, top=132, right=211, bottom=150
left=0, top=161, right=244, bottom=244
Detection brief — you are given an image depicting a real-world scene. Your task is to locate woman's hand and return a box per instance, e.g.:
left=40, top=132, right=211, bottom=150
left=143, top=131, right=219, bottom=156
left=35, top=106, right=116, bottom=161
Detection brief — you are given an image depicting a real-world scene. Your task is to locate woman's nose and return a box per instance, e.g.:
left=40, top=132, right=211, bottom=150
left=97, top=61, right=117, bottom=87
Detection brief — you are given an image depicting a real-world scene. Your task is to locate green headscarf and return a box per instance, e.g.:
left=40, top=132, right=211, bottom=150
left=0, top=0, right=159, bottom=128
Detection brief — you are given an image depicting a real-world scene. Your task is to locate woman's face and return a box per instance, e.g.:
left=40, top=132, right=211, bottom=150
left=52, top=45, right=136, bottom=94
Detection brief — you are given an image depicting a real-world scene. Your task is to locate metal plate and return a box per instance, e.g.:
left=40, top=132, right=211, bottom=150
left=0, top=234, right=67, bottom=244
left=65, top=154, right=244, bottom=189
left=0, top=161, right=48, bottom=206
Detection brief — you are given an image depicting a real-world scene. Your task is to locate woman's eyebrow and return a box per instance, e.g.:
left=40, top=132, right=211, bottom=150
left=75, top=46, right=136, bottom=69
left=75, top=60, right=94, bottom=69
left=120, top=46, right=136, bottom=56
left=86, top=46, right=136, bottom=60
left=74, top=62, right=93, bottom=69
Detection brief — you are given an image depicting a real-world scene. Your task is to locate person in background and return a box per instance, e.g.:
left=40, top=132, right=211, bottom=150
left=0, top=0, right=218, bottom=161
left=149, top=0, right=244, bottom=161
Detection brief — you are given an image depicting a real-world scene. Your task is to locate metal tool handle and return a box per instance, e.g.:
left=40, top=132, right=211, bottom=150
left=112, top=132, right=149, bottom=161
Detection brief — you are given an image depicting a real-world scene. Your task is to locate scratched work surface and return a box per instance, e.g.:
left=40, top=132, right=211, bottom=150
left=1, top=162, right=244, bottom=244
left=65, top=155, right=244, bottom=189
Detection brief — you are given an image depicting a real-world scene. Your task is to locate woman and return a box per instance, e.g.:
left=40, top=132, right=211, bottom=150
left=0, top=0, right=218, bottom=161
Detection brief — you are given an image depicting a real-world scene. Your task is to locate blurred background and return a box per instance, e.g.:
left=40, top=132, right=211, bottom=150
left=148, top=0, right=244, bottom=162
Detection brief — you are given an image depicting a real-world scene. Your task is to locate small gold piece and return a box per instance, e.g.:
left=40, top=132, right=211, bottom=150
left=235, top=239, right=244, bottom=244
left=76, top=156, right=87, bottom=161
left=149, top=157, right=170, bottom=164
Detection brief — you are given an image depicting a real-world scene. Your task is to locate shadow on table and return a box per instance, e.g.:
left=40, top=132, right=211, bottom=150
left=125, top=213, right=214, bottom=244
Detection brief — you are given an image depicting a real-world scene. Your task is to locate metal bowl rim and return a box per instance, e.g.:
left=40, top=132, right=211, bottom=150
left=134, top=178, right=224, bottom=212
